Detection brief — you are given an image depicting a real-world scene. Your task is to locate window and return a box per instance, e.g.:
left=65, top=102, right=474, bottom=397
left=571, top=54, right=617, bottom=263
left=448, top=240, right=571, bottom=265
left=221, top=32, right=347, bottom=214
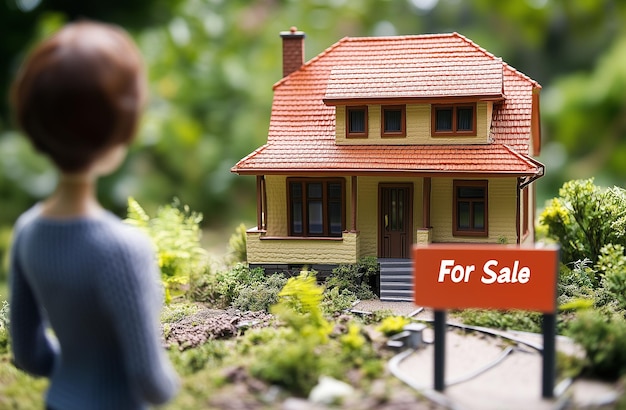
left=453, top=180, right=488, bottom=236
left=346, top=106, right=368, bottom=138
left=381, top=105, right=406, bottom=137
left=432, top=104, right=476, bottom=136
left=288, top=178, right=345, bottom=237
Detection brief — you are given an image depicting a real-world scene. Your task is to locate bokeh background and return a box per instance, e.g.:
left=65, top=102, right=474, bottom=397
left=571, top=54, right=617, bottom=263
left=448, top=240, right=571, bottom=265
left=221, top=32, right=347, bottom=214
left=1, top=0, right=625, bottom=239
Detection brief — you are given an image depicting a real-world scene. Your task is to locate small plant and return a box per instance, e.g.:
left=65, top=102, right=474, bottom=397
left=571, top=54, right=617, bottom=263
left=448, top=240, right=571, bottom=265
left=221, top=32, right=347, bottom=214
left=376, top=315, right=411, bottom=336
left=232, top=273, right=287, bottom=312
left=456, top=309, right=542, bottom=333
left=248, top=271, right=335, bottom=395
left=226, top=223, right=247, bottom=264
left=325, top=257, right=378, bottom=300
left=566, top=310, right=626, bottom=379
left=0, top=300, right=9, bottom=354
left=125, top=198, right=207, bottom=303
left=321, top=287, right=357, bottom=316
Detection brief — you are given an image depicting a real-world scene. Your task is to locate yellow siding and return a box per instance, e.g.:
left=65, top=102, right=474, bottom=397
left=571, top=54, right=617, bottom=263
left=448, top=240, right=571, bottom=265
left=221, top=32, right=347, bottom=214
left=264, top=175, right=287, bottom=236
left=246, top=231, right=359, bottom=264
left=431, top=177, right=518, bottom=243
left=336, top=102, right=491, bottom=145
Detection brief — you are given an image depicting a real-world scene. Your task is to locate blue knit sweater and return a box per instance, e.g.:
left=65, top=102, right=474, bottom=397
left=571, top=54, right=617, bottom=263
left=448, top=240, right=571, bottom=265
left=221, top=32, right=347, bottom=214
left=9, top=205, right=179, bottom=409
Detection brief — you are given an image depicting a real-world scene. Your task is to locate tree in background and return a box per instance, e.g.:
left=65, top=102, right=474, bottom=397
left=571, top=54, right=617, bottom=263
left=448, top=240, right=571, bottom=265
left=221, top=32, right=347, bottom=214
left=2, top=0, right=626, bottom=229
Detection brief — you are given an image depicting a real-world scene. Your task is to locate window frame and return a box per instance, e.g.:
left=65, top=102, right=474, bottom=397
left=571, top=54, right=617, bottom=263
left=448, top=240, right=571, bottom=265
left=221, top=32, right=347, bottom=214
left=432, top=103, right=477, bottom=136
left=345, top=106, right=369, bottom=138
left=287, top=178, right=346, bottom=237
left=381, top=105, right=406, bottom=138
left=452, top=180, right=488, bottom=237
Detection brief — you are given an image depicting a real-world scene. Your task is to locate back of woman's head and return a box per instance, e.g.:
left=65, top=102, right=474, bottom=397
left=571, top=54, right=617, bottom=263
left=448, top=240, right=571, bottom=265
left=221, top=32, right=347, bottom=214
left=11, top=21, right=146, bottom=173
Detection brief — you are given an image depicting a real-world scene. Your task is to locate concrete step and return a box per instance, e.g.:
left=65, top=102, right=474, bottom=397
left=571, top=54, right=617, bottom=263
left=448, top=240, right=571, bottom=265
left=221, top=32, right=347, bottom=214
left=379, top=274, right=414, bottom=282
left=380, top=281, right=413, bottom=290
left=380, top=289, right=414, bottom=302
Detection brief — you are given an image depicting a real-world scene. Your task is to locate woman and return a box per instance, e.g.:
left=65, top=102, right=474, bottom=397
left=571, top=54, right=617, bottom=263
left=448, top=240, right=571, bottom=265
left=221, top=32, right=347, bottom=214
left=9, top=21, right=179, bottom=409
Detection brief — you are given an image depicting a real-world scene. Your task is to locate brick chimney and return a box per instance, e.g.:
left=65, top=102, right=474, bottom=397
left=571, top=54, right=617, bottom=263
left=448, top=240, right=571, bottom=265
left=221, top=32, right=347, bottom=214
left=280, top=26, right=305, bottom=77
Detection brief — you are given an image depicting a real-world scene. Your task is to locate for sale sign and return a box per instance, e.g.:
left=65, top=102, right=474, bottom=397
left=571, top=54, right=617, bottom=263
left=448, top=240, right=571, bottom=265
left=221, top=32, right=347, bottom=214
left=413, top=244, right=559, bottom=313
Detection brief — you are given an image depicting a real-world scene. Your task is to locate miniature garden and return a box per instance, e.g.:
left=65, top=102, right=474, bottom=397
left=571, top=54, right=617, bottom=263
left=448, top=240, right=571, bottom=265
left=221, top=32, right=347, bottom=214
left=0, top=178, right=625, bottom=408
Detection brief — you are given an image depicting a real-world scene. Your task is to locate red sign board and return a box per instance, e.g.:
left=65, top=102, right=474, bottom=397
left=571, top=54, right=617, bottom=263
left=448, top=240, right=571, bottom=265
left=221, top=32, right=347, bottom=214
left=413, top=244, right=559, bottom=313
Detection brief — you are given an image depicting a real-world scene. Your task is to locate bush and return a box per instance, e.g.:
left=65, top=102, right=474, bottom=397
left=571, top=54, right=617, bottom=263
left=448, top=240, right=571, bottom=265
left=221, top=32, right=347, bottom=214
left=325, top=257, right=378, bottom=300
left=321, top=287, right=357, bottom=316
left=226, top=223, right=247, bottom=264
left=598, top=244, right=626, bottom=310
left=567, top=310, right=626, bottom=379
left=125, top=198, right=207, bottom=303
left=376, top=315, right=411, bottom=336
left=248, top=272, right=333, bottom=395
left=232, top=273, right=287, bottom=312
left=538, top=179, right=626, bottom=265
left=188, top=263, right=266, bottom=308
left=456, top=309, right=542, bottom=333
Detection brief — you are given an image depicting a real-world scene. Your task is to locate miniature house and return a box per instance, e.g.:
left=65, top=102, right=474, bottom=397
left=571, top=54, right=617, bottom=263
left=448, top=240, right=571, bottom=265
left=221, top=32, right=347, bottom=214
left=231, top=28, right=544, bottom=301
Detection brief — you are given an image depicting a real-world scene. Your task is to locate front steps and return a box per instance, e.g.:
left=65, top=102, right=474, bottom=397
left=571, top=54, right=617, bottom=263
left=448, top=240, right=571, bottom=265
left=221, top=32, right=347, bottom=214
left=379, top=259, right=413, bottom=302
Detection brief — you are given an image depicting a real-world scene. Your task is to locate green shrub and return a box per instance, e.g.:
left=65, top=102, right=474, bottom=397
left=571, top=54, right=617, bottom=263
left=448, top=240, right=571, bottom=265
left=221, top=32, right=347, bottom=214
left=376, top=315, right=411, bottom=336
left=538, top=179, right=626, bottom=265
left=226, top=223, right=247, bottom=264
left=248, top=272, right=334, bottom=395
left=161, top=302, right=200, bottom=323
left=0, top=226, right=12, bottom=284
left=567, top=310, right=626, bottom=379
left=215, top=264, right=265, bottom=308
left=232, top=273, right=287, bottom=312
left=456, top=309, right=542, bottom=333
left=168, top=340, right=229, bottom=376
left=321, top=287, right=357, bottom=316
left=598, top=244, right=626, bottom=310
left=325, top=257, right=378, bottom=300
left=125, top=198, right=207, bottom=303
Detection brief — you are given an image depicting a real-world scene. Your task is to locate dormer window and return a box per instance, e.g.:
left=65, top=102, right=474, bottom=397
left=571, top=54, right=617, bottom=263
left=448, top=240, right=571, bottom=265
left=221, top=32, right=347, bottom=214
left=382, top=105, right=406, bottom=137
left=432, top=103, right=476, bottom=136
left=346, top=106, right=368, bottom=138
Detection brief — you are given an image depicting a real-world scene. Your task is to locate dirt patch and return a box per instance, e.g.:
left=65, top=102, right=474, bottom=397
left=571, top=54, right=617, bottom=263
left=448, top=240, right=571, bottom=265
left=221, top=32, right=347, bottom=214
left=163, top=308, right=274, bottom=350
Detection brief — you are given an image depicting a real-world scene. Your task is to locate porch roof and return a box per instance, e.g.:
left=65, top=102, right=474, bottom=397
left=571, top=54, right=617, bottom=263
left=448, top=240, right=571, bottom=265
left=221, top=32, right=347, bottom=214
left=232, top=143, right=542, bottom=176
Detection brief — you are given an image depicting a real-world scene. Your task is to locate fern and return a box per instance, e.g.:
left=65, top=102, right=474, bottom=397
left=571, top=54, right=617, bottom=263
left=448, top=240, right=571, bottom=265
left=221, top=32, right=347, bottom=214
left=125, top=198, right=207, bottom=303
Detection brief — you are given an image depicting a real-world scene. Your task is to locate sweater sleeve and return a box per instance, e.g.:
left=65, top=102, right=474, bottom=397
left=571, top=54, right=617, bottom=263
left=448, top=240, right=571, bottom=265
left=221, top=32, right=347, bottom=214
left=98, top=229, right=179, bottom=405
left=9, top=233, right=59, bottom=377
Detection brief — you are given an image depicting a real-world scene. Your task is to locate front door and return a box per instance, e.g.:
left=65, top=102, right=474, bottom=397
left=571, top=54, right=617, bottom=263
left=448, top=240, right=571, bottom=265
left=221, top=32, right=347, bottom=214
left=379, top=184, right=413, bottom=258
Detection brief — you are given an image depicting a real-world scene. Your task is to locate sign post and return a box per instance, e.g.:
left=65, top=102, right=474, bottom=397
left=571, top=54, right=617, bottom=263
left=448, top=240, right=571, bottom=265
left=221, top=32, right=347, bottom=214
left=413, top=244, right=559, bottom=398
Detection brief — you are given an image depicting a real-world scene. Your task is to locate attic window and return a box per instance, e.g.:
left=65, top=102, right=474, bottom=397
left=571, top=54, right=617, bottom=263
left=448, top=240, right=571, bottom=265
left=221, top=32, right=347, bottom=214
left=382, top=105, right=406, bottom=137
left=346, top=106, right=368, bottom=138
left=432, top=104, right=476, bottom=136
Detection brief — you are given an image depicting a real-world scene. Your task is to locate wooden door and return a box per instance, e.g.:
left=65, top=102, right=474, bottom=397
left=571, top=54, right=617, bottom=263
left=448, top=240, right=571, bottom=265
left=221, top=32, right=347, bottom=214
left=379, top=184, right=413, bottom=258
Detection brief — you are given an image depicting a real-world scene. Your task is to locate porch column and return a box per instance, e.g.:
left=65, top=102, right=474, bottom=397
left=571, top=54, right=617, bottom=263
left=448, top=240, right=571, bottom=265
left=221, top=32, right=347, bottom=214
left=351, top=176, right=357, bottom=232
left=423, top=177, right=431, bottom=228
left=256, top=175, right=267, bottom=230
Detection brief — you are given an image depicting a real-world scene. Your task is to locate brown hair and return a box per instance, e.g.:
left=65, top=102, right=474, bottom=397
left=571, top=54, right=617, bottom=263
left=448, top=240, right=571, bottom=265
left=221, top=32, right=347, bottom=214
left=11, top=21, right=146, bottom=172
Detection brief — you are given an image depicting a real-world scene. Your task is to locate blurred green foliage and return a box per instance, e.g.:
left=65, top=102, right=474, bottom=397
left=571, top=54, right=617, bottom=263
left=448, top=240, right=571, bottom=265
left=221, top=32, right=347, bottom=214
left=2, top=0, right=626, bottom=233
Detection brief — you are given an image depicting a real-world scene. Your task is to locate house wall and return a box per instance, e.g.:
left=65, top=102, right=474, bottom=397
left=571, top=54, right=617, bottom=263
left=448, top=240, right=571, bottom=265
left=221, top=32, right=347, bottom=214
left=430, top=177, right=518, bottom=243
left=336, top=102, right=491, bottom=145
left=246, top=230, right=359, bottom=264
left=250, top=175, right=522, bottom=265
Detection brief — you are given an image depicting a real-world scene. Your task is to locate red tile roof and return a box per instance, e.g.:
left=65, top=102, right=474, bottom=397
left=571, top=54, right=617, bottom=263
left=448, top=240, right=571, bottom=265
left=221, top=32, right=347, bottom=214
left=232, top=32, right=542, bottom=176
